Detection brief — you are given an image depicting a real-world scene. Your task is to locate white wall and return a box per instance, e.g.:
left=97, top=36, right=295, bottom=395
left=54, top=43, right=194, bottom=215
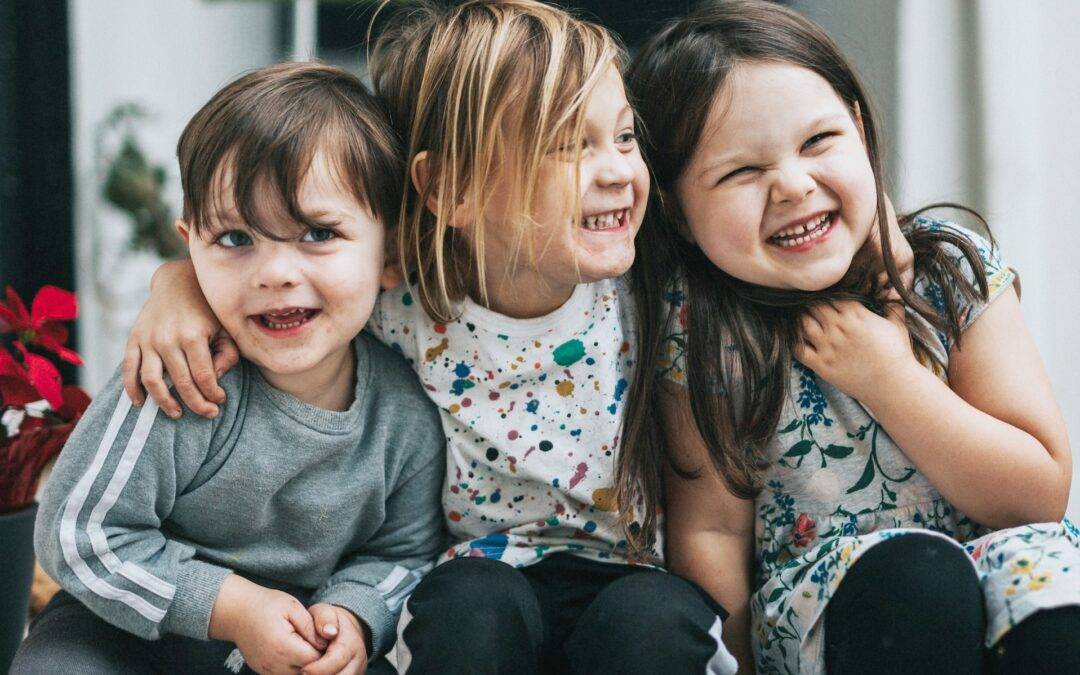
left=70, top=0, right=280, bottom=393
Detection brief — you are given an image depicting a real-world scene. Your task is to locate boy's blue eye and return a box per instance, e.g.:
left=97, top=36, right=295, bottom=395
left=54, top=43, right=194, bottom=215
left=301, top=227, right=337, bottom=243
left=216, top=230, right=252, bottom=248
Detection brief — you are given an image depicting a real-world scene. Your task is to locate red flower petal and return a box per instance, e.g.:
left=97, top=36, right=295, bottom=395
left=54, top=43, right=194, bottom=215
left=57, top=385, right=91, bottom=420
left=3, top=286, right=32, bottom=329
left=0, top=347, right=25, bottom=378
left=35, top=331, right=84, bottom=365
left=15, top=342, right=62, bottom=408
left=38, top=322, right=69, bottom=346
left=30, top=286, right=78, bottom=325
left=0, top=374, right=41, bottom=407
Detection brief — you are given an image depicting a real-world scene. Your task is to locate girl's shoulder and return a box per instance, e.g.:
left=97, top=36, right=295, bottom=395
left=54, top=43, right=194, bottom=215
left=907, top=215, right=1019, bottom=352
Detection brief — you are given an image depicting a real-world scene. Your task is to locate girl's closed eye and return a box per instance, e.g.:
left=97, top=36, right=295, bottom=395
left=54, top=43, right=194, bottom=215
left=802, top=130, right=838, bottom=152
left=215, top=230, right=253, bottom=248
left=718, top=166, right=760, bottom=184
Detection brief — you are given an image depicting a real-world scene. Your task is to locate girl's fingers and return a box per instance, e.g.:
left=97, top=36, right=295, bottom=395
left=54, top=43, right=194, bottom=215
left=139, top=352, right=181, bottom=419
left=793, top=340, right=818, bottom=369
left=122, top=342, right=145, bottom=406
left=185, top=338, right=226, bottom=407
left=210, top=333, right=241, bottom=380
left=160, top=346, right=215, bottom=419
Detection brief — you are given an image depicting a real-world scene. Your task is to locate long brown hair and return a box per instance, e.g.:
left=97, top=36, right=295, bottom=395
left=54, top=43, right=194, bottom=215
left=370, top=0, right=621, bottom=322
left=617, top=0, right=990, bottom=552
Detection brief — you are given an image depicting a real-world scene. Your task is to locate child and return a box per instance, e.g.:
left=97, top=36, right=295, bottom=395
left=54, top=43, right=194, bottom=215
left=620, top=2, right=1080, bottom=674
left=115, top=1, right=740, bottom=672
left=13, top=62, right=445, bottom=675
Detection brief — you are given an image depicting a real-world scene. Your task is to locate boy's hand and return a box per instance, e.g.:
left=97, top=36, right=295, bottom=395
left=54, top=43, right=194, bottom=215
left=301, top=603, right=370, bottom=675
left=794, top=300, right=919, bottom=405
left=210, top=576, right=327, bottom=675
left=122, top=259, right=239, bottom=419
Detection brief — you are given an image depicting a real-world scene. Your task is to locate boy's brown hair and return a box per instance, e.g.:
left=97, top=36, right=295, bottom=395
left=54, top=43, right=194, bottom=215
left=177, top=61, right=403, bottom=238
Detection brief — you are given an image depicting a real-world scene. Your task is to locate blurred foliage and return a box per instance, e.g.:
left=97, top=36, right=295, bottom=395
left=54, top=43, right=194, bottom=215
left=99, top=104, right=184, bottom=260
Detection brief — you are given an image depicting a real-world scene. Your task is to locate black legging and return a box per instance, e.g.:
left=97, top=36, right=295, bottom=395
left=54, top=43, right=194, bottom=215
left=824, top=533, right=1080, bottom=674
left=824, top=533, right=985, bottom=674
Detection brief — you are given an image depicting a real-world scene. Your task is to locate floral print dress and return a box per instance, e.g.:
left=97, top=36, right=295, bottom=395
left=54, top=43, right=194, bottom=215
left=662, top=218, right=1080, bottom=674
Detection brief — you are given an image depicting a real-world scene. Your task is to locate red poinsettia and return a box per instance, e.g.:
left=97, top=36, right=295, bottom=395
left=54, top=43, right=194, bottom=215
left=791, top=512, right=817, bottom=548
left=1, top=285, right=89, bottom=514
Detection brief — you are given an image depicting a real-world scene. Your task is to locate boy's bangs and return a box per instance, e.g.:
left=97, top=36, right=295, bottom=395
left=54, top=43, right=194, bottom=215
left=191, top=120, right=372, bottom=241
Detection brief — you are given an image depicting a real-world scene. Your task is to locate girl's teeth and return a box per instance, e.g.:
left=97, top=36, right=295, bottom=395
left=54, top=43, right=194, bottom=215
left=583, top=210, right=625, bottom=231
left=771, top=213, right=833, bottom=246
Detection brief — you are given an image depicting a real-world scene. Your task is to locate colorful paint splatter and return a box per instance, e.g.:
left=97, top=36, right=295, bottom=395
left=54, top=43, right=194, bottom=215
left=663, top=219, right=1080, bottom=674
left=368, top=277, right=660, bottom=569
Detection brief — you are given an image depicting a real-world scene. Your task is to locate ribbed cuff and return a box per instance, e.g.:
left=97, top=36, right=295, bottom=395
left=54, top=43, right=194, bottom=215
left=160, top=560, right=233, bottom=639
left=312, top=583, right=395, bottom=659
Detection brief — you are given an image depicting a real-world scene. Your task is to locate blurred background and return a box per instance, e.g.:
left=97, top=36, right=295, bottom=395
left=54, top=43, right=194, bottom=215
left=1, top=0, right=1077, bottom=517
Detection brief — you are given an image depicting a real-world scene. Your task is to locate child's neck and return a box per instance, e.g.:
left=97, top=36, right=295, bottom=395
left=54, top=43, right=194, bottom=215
left=474, top=276, right=577, bottom=319
left=258, top=344, right=356, bottom=412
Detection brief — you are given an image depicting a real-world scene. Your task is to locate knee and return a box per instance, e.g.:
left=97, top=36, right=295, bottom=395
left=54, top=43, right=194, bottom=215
left=406, top=557, right=539, bottom=636
left=842, top=534, right=984, bottom=626
left=584, top=571, right=720, bottom=644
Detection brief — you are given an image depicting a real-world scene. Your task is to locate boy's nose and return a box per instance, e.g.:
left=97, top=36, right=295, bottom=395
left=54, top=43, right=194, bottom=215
left=252, top=244, right=303, bottom=289
left=770, top=162, right=816, bottom=204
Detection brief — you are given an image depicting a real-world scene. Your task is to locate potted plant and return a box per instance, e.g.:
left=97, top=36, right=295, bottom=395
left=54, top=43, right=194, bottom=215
left=0, top=285, right=89, bottom=671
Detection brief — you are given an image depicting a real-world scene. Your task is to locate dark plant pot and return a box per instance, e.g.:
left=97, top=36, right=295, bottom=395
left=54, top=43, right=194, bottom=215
left=0, top=503, right=38, bottom=672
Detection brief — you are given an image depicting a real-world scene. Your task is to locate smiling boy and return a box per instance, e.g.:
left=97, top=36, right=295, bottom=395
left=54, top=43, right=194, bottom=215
left=14, top=62, right=444, bottom=675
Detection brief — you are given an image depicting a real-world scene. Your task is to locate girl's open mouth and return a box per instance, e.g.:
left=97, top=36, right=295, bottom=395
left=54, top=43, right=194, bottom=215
left=581, top=208, right=629, bottom=232
left=253, top=307, right=321, bottom=335
left=768, top=211, right=835, bottom=250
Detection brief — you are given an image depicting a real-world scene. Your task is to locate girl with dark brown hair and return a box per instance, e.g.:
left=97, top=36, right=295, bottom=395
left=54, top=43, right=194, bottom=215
left=620, top=1, right=1079, bottom=673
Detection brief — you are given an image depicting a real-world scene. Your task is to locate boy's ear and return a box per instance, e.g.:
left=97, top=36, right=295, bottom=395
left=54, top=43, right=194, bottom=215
left=379, top=262, right=404, bottom=291
left=410, top=150, right=472, bottom=229
left=175, top=218, right=191, bottom=244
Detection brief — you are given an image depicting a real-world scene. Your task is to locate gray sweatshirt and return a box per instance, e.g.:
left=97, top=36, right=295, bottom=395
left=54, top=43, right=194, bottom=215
left=35, top=333, right=445, bottom=658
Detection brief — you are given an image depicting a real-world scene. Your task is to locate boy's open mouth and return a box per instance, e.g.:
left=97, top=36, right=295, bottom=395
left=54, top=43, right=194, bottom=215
left=768, top=211, right=835, bottom=249
left=255, top=307, right=320, bottom=330
left=581, top=208, right=629, bottom=231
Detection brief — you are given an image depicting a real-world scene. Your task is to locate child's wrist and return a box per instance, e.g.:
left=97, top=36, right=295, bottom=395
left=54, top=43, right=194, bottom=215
left=208, top=574, right=250, bottom=642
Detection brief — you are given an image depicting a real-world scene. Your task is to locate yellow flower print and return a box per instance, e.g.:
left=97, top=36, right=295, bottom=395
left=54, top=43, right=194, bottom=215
left=1010, top=555, right=1033, bottom=575
left=840, top=544, right=853, bottom=563
left=1028, top=572, right=1051, bottom=592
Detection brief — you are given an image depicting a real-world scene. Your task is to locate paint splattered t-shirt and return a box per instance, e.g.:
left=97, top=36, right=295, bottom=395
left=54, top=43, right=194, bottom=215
left=367, top=276, right=661, bottom=568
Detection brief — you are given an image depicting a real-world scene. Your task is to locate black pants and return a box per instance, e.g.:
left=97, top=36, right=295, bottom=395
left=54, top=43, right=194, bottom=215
left=398, top=553, right=733, bottom=674
left=824, top=533, right=1080, bottom=675
left=12, top=590, right=396, bottom=675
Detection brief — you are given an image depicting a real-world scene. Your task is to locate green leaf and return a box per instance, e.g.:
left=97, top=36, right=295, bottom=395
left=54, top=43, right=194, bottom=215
left=783, top=440, right=814, bottom=457
left=779, top=419, right=802, bottom=433
left=821, top=444, right=854, bottom=459
left=768, top=587, right=785, bottom=603
left=846, top=458, right=876, bottom=493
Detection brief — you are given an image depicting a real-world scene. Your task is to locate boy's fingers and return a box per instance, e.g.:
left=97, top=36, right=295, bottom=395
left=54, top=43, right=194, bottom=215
left=344, top=653, right=367, bottom=675
left=281, top=632, right=323, bottom=669
left=308, top=603, right=339, bottom=640
left=301, top=640, right=352, bottom=675
left=287, top=602, right=327, bottom=652
left=140, top=352, right=181, bottom=419
left=122, top=343, right=145, bottom=406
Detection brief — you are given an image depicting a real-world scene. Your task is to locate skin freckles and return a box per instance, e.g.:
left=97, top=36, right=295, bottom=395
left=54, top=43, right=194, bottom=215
left=675, top=61, right=878, bottom=292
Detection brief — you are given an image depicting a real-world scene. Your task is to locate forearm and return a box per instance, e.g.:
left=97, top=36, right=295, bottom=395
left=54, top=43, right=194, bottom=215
left=667, top=530, right=754, bottom=674
left=864, top=363, right=1069, bottom=526
left=150, top=258, right=196, bottom=292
